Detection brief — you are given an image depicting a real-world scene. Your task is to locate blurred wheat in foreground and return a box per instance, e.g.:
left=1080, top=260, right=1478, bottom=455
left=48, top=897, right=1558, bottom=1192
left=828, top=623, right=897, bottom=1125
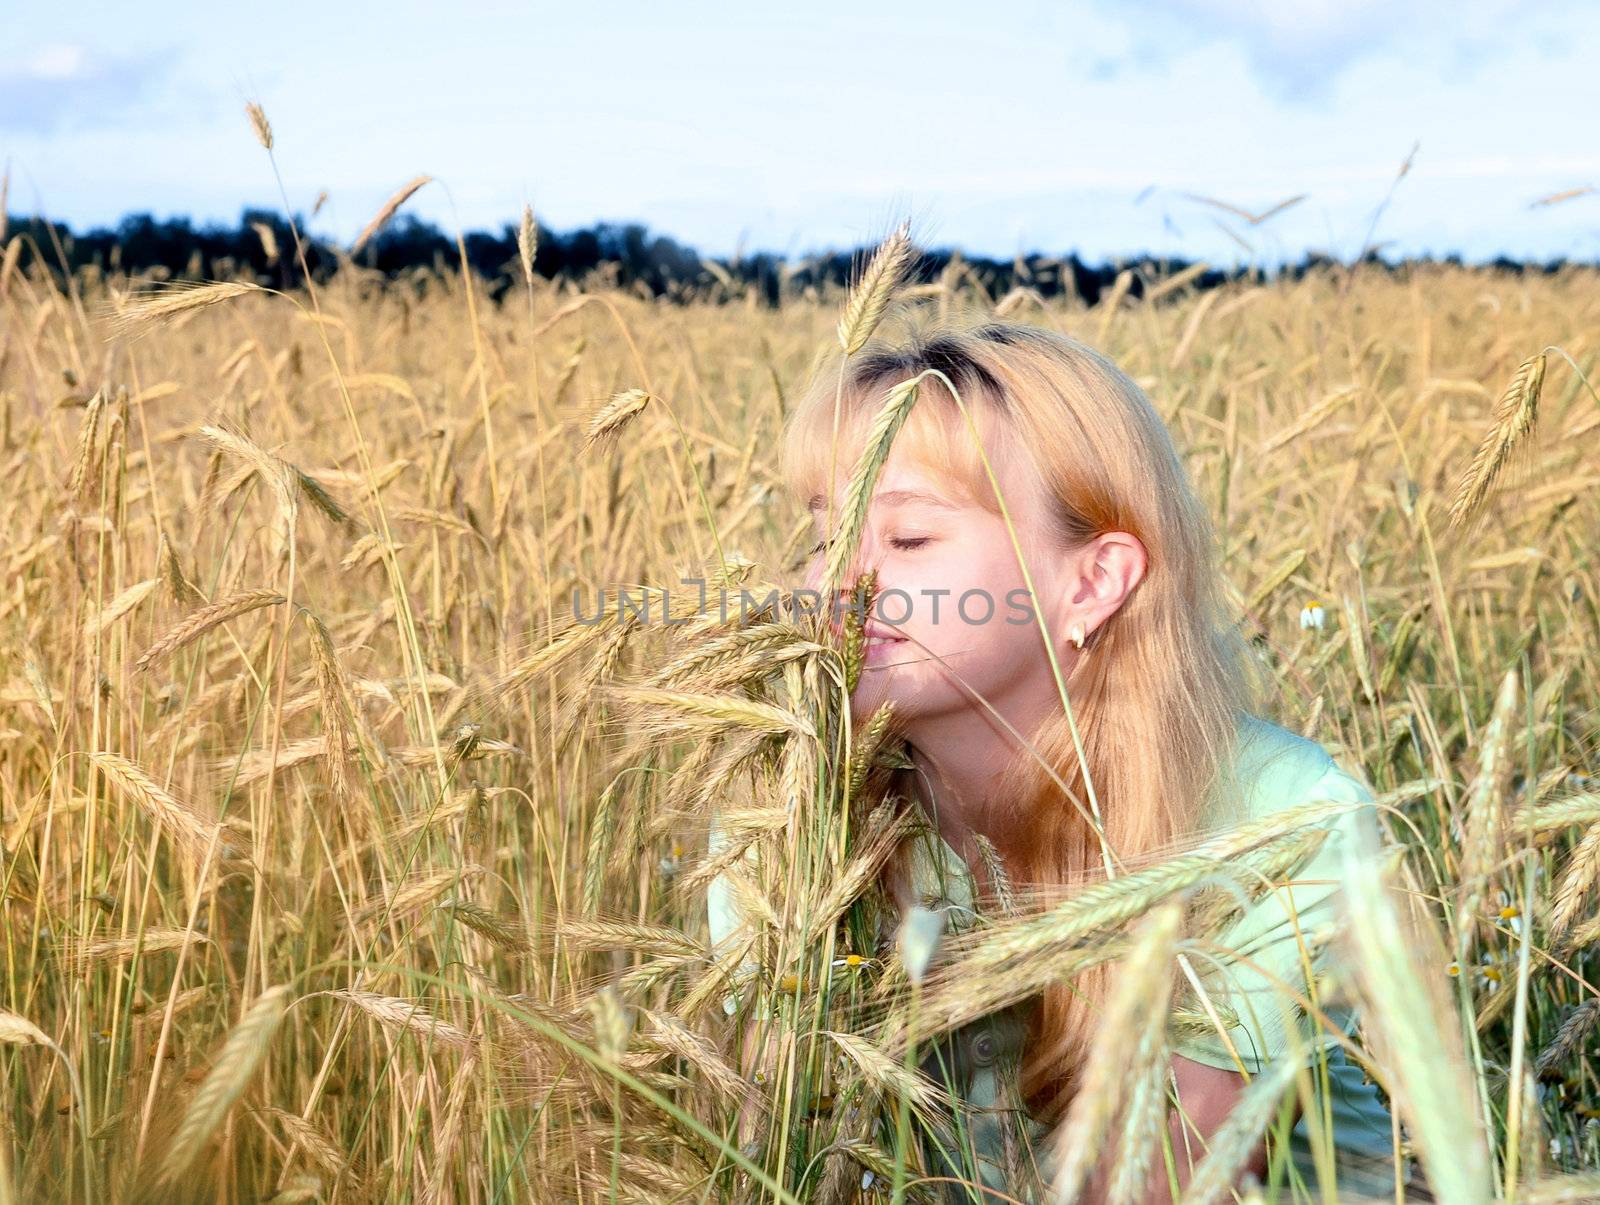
left=0, top=210, right=1598, bottom=1205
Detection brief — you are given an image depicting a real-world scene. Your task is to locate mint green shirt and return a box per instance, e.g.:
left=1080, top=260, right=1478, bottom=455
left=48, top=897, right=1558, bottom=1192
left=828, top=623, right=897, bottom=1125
left=708, top=714, right=1404, bottom=1200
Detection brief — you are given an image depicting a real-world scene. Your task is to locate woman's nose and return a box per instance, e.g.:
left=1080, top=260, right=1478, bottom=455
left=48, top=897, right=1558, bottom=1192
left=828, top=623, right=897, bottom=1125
left=805, top=529, right=882, bottom=589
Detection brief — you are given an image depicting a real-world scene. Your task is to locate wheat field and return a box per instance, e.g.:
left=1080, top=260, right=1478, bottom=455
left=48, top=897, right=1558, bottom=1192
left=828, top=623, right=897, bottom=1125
left=1, top=192, right=1599, bottom=1204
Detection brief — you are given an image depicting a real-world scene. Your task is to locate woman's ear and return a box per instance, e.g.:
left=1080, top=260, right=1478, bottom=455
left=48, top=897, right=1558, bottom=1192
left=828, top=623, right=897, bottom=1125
left=1059, top=531, right=1147, bottom=639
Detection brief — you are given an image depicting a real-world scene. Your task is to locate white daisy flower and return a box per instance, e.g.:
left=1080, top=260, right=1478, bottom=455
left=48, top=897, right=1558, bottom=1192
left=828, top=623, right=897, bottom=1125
left=1495, top=892, right=1524, bottom=937
left=1299, top=599, right=1326, bottom=631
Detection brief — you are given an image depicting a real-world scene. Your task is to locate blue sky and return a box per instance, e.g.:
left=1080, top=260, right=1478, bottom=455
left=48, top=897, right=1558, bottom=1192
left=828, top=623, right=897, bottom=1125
left=2, top=1, right=1597, bottom=266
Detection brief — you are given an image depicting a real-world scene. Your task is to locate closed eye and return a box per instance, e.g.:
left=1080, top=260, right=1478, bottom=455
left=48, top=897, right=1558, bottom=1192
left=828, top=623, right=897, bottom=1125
left=791, top=534, right=930, bottom=570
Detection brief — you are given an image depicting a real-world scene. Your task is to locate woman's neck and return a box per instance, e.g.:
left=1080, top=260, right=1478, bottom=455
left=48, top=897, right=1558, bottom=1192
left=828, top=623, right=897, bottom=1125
left=903, top=714, right=1033, bottom=875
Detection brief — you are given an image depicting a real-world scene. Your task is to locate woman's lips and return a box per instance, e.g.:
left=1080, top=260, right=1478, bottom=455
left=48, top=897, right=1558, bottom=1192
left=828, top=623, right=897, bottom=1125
left=862, top=629, right=908, bottom=661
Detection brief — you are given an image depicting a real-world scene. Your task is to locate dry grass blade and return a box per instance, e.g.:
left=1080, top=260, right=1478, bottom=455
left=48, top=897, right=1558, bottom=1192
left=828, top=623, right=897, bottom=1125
left=134, top=589, right=284, bottom=672
left=1449, top=351, right=1547, bottom=530
left=351, top=175, right=433, bottom=256
left=837, top=219, right=915, bottom=356
left=156, top=986, right=290, bottom=1186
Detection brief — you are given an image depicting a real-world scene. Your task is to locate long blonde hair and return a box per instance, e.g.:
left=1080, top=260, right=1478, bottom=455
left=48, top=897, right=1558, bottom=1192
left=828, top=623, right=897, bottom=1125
left=780, top=316, right=1265, bottom=1122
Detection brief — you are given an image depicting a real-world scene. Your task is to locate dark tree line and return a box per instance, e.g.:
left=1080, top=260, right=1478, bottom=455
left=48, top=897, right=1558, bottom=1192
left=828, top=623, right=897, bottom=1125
left=1, top=207, right=1581, bottom=309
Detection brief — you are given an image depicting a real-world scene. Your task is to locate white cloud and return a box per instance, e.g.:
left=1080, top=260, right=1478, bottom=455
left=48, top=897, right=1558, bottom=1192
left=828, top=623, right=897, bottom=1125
left=24, top=43, right=94, bottom=81
left=1106, top=0, right=1545, bottom=103
left=0, top=42, right=169, bottom=134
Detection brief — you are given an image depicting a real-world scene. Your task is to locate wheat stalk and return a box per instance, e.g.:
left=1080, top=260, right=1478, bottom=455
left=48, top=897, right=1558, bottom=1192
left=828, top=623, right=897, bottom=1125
left=245, top=101, right=273, bottom=151
left=642, top=1010, right=753, bottom=1108
left=300, top=610, right=355, bottom=800
left=88, top=751, right=236, bottom=864
left=1048, top=901, right=1182, bottom=1203
left=358, top=865, right=484, bottom=927
left=603, top=685, right=815, bottom=738
left=824, top=1029, right=951, bottom=1113
left=582, top=387, right=654, bottom=453
left=1339, top=812, right=1493, bottom=1203
left=330, top=990, right=476, bottom=1052
left=134, top=589, right=284, bottom=672
left=837, top=220, right=914, bottom=356
left=1549, top=820, right=1600, bottom=942
left=106, top=281, right=267, bottom=340
left=1449, top=351, right=1547, bottom=529
left=259, top=1106, right=350, bottom=1184
left=518, top=204, right=538, bottom=288
left=155, top=986, right=291, bottom=1185
left=65, top=389, right=104, bottom=499
left=1533, top=999, right=1600, bottom=1080
left=350, top=175, right=433, bottom=256
left=823, top=373, right=925, bottom=591
left=1456, top=668, right=1521, bottom=962
left=442, top=899, right=530, bottom=956
left=1178, top=1055, right=1303, bottom=1205
left=0, top=1010, right=58, bottom=1050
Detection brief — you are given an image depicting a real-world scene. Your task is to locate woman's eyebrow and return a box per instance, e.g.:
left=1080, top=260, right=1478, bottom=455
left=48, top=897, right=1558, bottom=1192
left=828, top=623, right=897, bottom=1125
left=807, top=489, right=959, bottom=512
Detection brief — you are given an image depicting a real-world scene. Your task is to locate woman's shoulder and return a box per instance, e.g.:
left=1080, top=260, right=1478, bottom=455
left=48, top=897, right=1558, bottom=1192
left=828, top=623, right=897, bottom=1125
left=1223, top=712, right=1378, bottom=825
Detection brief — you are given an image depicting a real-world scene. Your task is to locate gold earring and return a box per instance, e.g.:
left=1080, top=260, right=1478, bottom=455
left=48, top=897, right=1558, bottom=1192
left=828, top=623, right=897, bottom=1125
left=1069, top=622, right=1086, bottom=649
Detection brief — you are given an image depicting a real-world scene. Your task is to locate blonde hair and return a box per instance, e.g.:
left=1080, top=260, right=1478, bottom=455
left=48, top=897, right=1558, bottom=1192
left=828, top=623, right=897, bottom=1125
left=780, top=316, right=1265, bottom=1123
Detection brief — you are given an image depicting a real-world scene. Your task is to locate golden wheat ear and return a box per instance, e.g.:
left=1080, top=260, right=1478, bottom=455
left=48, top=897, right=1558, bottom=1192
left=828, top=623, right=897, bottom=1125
left=103, top=280, right=268, bottom=341
left=350, top=174, right=433, bottom=257
left=1447, top=350, right=1547, bottom=531
left=837, top=219, right=915, bottom=356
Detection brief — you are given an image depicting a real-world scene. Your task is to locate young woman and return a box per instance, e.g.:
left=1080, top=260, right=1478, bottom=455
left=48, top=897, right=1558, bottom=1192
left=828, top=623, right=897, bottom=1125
left=708, top=320, right=1401, bottom=1202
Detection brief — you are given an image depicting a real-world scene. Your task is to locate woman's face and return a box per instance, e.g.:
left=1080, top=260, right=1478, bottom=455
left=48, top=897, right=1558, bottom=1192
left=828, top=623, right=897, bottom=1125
left=799, top=432, right=1079, bottom=731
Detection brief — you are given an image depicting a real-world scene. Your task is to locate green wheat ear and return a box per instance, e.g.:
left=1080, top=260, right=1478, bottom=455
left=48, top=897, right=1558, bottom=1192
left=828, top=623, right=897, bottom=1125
left=841, top=568, right=878, bottom=694
left=823, top=374, right=925, bottom=593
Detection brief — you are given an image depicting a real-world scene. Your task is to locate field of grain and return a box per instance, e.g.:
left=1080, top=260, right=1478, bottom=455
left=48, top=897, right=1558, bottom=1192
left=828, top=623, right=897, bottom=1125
left=2, top=207, right=1599, bottom=1204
